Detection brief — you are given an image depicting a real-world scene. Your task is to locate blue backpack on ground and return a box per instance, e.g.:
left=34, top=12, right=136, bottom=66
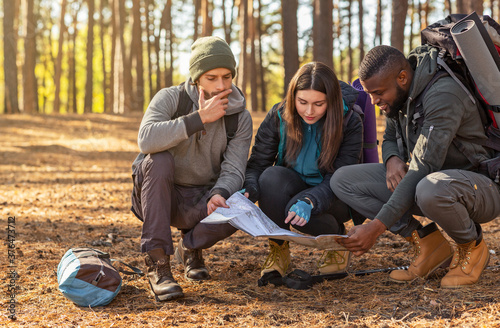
left=57, top=247, right=143, bottom=307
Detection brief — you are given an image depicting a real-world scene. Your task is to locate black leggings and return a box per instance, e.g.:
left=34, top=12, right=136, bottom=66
left=258, top=166, right=352, bottom=243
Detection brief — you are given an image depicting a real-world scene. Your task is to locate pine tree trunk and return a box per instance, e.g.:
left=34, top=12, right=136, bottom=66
left=237, top=0, right=249, bottom=95
left=3, top=0, right=20, bottom=113
left=409, top=0, right=414, bottom=51
left=375, top=0, right=382, bottom=46
left=201, top=0, right=213, bottom=37
left=131, top=0, right=144, bottom=111
left=99, top=0, right=109, bottom=113
left=257, top=0, right=266, bottom=112
left=282, top=0, right=299, bottom=94
left=23, top=0, right=38, bottom=114
left=53, top=0, right=67, bottom=113
left=250, top=0, right=258, bottom=112
left=391, top=0, right=408, bottom=52
left=347, top=0, right=353, bottom=83
left=358, top=0, right=365, bottom=64
left=119, top=0, right=133, bottom=113
left=194, top=0, right=201, bottom=40
left=146, top=0, right=154, bottom=100
left=84, top=0, right=95, bottom=113
left=312, top=0, right=333, bottom=69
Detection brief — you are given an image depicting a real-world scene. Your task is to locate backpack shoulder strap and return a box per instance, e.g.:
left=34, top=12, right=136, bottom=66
left=224, top=113, right=238, bottom=143
left=172, top=82, right=194, bottom=120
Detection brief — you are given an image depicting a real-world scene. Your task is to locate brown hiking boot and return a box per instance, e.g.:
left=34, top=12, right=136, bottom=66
left=174, top=238, right=210, bottom=281
left=261, top=240, right=291, bottom=277
left=317, top=250, right=351, bottom=274
left=390, top=223, right=453, bottom=283
left=441, top=229, right=490, bottom=289
left=144, top=248, right=184, bottom=301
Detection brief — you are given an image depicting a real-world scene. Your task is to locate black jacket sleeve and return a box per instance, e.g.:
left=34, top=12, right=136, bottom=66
left=243, top=104, right=282, bottom=202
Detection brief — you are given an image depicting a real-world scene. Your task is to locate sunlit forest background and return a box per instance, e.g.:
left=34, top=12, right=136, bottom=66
left=1, top=0, right=496, bottom=115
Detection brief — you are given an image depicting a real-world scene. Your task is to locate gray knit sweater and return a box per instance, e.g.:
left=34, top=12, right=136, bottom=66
left=132, top=79, right=253, bottom=200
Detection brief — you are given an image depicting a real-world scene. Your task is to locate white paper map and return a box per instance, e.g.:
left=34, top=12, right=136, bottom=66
left=201, top=192, right=347, bottom=250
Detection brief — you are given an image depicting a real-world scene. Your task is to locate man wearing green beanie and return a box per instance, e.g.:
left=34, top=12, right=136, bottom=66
left=130, top=36, right=252, bottom=301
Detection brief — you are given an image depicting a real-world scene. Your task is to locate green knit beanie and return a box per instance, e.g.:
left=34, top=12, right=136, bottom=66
left=189, top=36, right=236, bottom=82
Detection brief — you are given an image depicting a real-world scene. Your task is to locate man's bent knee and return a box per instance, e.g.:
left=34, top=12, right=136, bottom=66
left=142, top=151, right=175, bottom=179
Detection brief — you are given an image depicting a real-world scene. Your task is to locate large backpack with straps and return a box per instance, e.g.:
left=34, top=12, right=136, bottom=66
left=415, top=12, right=500, bottom=183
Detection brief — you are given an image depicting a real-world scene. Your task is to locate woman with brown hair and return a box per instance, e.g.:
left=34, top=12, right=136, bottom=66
left=243, top=62, right=363, bottom=278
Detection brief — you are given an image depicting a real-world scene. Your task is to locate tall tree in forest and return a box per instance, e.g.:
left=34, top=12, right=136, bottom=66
left=84, top=0, right=95, bottom=113
left=131, top=0, right=144, bottom=111
left=409, top=0, right=415, bottom=50
left=237, top=0, right=249, bottom=96
left=146, top=0, right=155, bottom=100
left=312, top=0, right=333, bottom=69
left=249, top=0, right=258, bottom=112
left=347, top=0, right=353, bottom=83
left=54, top=0, right=67, bottom=114
left=99, top=0, right=109, bottom=112
left=201, top=0, right=213, bottom=36
left=111, top=0, right=121, bottom=113
left=119, top=0, right=133, bottom=112
left=444, top=0, right=452, bottom=14
left=358, top=0, right=365, bottom=64
left=161, top=0, right=174, bottom=88
left=281, top=0, right=299, bottom=94
left=257, top=0, right=266, bottom=112
left=456, top=0, right=465, bottom=14
left=468, top=0, right=483, bottom=16
left=23, top=0, right=39, bottom=114
left=391, top=0, right=408, bottom=52
left=194, top=0, right=201, bottom=41
left=375, top=0, right=382, bottom=46
left=68, top=1, right=81, bottom=113
left=336, top=4, right=345, bottom=80
left=3, top=0, right=20, bottom=113
left=222, top=0, right=235, bottom=43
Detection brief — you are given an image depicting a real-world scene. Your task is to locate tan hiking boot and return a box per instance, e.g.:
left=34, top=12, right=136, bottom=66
left=174, top=238, right=210, bottom=281
left=441, top=236, right=490, bottom=289
left=144, top=248, right=184, bottom=301
left=317, top=250, right=351, bottom=274
left=261, top=240, right=291, bottom=277
left=390, top=224, right=453, bottom=283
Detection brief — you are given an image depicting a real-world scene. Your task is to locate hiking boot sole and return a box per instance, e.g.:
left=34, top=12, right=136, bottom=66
left=148, top=281, right=184, bottom=301
left=388, top=254, right=453, bottom=283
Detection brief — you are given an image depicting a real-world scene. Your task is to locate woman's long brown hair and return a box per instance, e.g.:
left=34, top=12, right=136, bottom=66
left=282, top=62, right=344, bottom=172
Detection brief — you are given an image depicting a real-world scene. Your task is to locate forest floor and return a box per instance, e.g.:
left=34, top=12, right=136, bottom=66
left=1, top=112, right=499, bottom=328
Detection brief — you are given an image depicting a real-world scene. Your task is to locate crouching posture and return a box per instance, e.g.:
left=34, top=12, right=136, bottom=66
left=331, top=45, right=500, bottom=288
left=244, top=62, right=363, bottom=278
left=131, top=36, right=252, bottom=300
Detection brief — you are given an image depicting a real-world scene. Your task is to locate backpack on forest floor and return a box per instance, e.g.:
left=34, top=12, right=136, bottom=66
left=57, top=247, right=143, bottom=307
left=415, top=12, right=500, bottom=183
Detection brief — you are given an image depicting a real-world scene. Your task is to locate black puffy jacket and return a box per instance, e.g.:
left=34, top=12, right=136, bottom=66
left=244, top=81, right=364, bottom=214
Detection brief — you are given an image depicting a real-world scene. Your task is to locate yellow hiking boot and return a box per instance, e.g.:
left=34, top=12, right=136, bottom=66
left=389, top=224, right=453, bottom=283
left=441, top=236, right=490, bottom=289
left=261, top=240, right=290, bottom=277
left=317, top=250, right=351, bottom=274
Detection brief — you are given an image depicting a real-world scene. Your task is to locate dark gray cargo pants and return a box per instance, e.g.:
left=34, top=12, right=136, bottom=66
left=331, top=163, right=500, bottom=243
left=131, top=151, right=237, bottom=255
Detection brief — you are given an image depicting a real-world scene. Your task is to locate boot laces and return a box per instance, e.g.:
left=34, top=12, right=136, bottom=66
left=452, top=243, right=472, bottom=268
left=263, top=242, right=288, bottom=272
left=155, top=259, right=173, bottom=280
left=319, top=250, right=346, bottom=266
